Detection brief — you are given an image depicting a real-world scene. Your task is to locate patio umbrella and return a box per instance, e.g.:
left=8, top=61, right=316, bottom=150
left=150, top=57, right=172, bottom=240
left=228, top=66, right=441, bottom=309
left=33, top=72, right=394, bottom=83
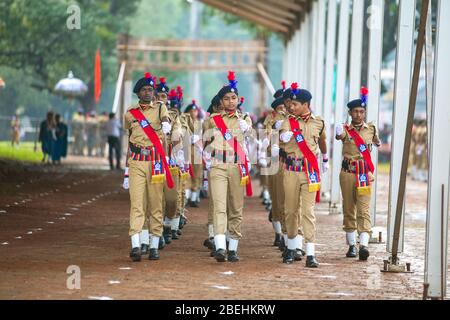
left=54, top=71, right=88, bottom=97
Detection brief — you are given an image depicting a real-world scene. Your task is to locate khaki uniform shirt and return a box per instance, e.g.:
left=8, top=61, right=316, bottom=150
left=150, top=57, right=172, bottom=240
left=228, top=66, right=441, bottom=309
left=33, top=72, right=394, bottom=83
left=280, top=114, right=326, bottom=159
left=123, top=102, right=169, bottom=147
left=204, top=110, right=253, bottom=153
left=341, top=122, right=379, bottom=161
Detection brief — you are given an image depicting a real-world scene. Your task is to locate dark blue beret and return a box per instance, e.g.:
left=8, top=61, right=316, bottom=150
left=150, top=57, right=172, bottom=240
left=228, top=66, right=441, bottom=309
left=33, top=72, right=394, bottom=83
left=282, top=88, right=292, bottom=101
left=133, top=74, right=155, bottom=94
left=347, top=99, right=366, bottom=110
left=217, top=85, right=239, bottom=100
left=290, top=89, right=312, bottom=103
left=271, top=97, right=285, bottom=109
left=184, top=100, right=200, bottom=113
left=274, top=88, right=285, bottom=99
left=156, top=83, right=169, bottom=94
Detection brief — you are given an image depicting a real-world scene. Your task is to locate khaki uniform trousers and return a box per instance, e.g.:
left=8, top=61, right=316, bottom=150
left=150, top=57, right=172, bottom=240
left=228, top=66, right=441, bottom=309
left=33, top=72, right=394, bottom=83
left=163, top=168, right=181, bottom=219
left=283, top=170, right=316, bottom=242
left=269, top=164, right=285, bottom=224
left=339, top=171, right=372, bottom=234
left=210, top=164, right=244, bottom=240
left=188, top=164, right=203, bottom=191
left=128, top=159, right=164, bottom=237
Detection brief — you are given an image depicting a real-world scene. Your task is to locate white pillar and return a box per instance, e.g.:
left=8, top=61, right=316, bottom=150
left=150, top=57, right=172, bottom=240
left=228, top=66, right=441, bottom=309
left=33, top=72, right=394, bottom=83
left=295, top=28, right=302, bottom=81
left=366, top=0, right=385, bottom=226
left=315, top=0, right=327, bottom=117
left=310, top=1, right=319, bottom=99
left=349, top=0, right=364, bottom=100
left=323, top=0, right=338, bottom=200
left=387, top=0, right=416, bottom=254
left=298, top=22, right=305, bottom=84
left=425, top=0, right=450, bottom=299
left=282, top=45, right=289, bottom=81
left=330, top=0, right=350, bottom=209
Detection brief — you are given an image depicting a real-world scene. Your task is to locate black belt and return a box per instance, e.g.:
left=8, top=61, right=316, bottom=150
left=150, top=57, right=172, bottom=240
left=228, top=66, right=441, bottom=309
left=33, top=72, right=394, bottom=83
left=285, top=157, right=304, bottom=168
left=130, top=144, right=152, bottom=156
left=211, top=150, right=238, bottom=163
left=342, top=159, right=357, bottom=173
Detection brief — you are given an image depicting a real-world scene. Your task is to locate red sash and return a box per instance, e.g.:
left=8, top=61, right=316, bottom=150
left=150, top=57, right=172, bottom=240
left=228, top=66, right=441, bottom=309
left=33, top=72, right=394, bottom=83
left=345, top=125, right=375, bottom=173
left=212, top=115, right=253, bottom=197
left=129, top=108, right=174, bottom=189
left=289, top=118, right=321, bottom=194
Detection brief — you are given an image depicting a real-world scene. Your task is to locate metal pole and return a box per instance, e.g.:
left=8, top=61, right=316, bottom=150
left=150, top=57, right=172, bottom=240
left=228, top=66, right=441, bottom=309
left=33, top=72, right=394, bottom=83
left=323, top=0, right=338, bottom=201
left=366, top=0, right=384, bottom=228
left=349, top=0, right=364, bottom=99
left=424, top=0, right=450, bottom=299
left=391, top=0, right=430, bottom=265
left=386, top=0, right=416, bottom=254
left=330, top=0, right=350, bottom=210
left=315, top=0, right=327, bottom=117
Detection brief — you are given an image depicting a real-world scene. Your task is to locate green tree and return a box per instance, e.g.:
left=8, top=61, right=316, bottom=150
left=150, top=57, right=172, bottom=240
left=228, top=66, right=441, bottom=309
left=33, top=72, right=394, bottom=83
left=0, top=0, right=140, bottom=111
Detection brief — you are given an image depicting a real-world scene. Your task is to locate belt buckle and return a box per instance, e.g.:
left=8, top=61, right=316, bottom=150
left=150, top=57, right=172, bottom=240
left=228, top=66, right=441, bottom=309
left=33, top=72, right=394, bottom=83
left=141, top=148, right=150, bottom=156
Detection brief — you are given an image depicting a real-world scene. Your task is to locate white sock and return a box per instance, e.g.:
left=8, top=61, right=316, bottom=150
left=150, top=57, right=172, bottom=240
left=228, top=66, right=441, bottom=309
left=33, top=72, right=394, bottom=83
left=164, top=217, right=172, bottom=227
left=287, top=238, right=297, bottom=250
left=171, top=217, right=180, bottom=231
left=208, top=224, right=214, bottom=238
left=131, top=233, right=140, bottom=249
left=185, top=189, right=191, bottom=200
left=306, top=243, right=315, bottom=256
left=214, top=234, right=226, bottom=250
left=283, top=234, right=288, bottom=245
left=228, top=238, right=239, bottom=252
left=360, top=232, right=370, bottom=247
left=150, top=235, right=160, bottom=249
left=346, top=231, right=356, bottom=246
left=263, top=189, right=270, bottom=200
left=297, top=235, right=303, bottom=250
left=140, top=230, right=150, bottom=245
left=272, top=221, right=282, bottom=234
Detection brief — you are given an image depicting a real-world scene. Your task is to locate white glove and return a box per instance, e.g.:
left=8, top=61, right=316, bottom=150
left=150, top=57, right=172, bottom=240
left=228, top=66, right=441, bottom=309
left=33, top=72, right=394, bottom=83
left=274, top=120, right=283, bottom=130
left=203, top=179, right=209, bottom=190
left=271, top=144, right=280, bottom=157
left=239, top=119, right=250, bottom=132
left=162, top=121, right=171, bottom=135
left=261, top=137, right=270, bottom=149
left=259, top=158, right=268, bottom=167
left=176, top=150, right=185, bottom=166
left=191, top=134, right=200, bottom=144
left=335, top=124, right=344, bottom=136
left=123, top=167, right=129, bottom=190
left=321, top=154, right=329, bottom=173
left=246, top=159, right=252, bottom=172
left=280, top=131, right=294, bottom=143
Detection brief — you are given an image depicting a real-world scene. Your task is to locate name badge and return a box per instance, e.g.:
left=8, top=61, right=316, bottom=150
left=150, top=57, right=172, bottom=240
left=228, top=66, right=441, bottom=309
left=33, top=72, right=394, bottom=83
left=140, top=120, right=149, bottom=128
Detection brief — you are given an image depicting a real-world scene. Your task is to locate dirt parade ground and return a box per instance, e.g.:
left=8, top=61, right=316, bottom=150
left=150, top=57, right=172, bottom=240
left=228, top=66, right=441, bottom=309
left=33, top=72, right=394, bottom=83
left=0, top=156, right=446, bottom=300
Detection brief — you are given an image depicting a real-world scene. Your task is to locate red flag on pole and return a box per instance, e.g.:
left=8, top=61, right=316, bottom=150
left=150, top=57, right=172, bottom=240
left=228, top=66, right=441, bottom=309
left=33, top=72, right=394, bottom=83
left=94, top=49, right=101, bottom=104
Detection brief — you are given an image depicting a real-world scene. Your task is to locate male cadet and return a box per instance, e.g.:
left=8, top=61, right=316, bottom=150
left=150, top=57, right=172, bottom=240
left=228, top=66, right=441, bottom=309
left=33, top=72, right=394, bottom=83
left=72, top=109, right=85, bottom=156
left=122, top=72, right=174, bottom=262
left=156, top=81, right=185, bottom=244
left=263, top=81, right=288, bottom=248
left=184, top=100, right=203, bottom=208
left=203, top=71, right=253, bottom=263
left=277, top=83, right=328, bottom=267
left=202, top=94, right=222, bottom=253
left=335, top=87, right=381, bottom=261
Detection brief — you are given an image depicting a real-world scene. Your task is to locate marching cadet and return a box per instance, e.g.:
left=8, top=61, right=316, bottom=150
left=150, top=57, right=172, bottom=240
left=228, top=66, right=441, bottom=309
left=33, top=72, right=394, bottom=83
left=415, top=120, right=428, bottom=182
left=184, top=100, right=203, bottom=208
left=203, top=71, right=253, bottom=263
left=276, top=83, right=328, bottom=267
left=86, top=111, right=99, bottom=157
left=72, top=109, right=85, bottom=156
left=202, top=94, right=222, bottom=252
left=263, top=81, right=288, bottom=248
left=156, top=80, right=185, bottom=244
left=335, top=87, right=381, bottom=261
left=122, top=72, right=174, bottom=262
